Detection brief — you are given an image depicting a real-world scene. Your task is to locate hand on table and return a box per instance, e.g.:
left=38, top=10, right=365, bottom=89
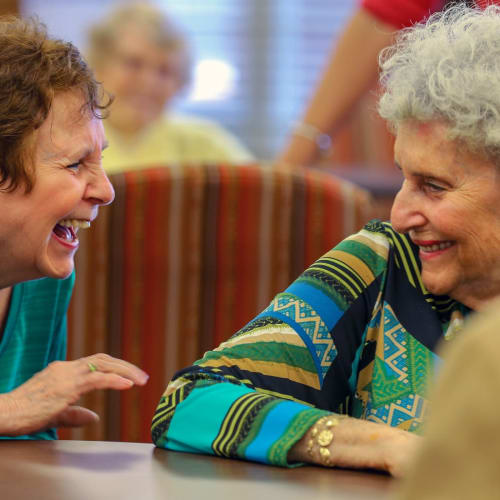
left=0, top=353, right=148, bottom=436
left=289, top=415, right=421, bottom=477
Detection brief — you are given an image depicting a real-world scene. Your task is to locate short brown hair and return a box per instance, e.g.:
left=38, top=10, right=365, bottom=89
left=0, top=16, right=111, bottom=192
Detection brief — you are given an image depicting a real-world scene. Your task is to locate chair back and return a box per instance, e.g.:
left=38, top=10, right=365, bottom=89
left=64, top=164, right=373, bottom=442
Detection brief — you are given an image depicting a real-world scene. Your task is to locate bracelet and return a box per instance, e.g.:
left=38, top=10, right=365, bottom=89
left=306, top=415, right=339, bottom=466
left=292, top=122, right=332, bottom=152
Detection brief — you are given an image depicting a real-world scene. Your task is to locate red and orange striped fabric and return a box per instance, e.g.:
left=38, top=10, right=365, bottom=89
left=63, top=164, right=373, bottom=443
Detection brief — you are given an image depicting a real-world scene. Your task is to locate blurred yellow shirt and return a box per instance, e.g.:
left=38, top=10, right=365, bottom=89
left=102, top=114, right=254, bottom=174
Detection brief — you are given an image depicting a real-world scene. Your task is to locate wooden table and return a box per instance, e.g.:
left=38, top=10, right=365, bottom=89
left=0, top=440, right=395, bottom=500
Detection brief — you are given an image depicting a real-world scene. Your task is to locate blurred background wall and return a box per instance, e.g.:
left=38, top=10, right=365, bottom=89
left=18, top=0, right=375, bottom=163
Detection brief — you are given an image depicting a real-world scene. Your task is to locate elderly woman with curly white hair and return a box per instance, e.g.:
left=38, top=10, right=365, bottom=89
left=151, top=4, right=500, bottom=476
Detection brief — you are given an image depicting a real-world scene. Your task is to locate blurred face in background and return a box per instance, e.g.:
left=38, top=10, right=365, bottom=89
left=95, top=25, right=185, bottom=135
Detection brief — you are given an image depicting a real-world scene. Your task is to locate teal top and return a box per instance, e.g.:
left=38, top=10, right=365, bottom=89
left=0, top=273, right=74, bottom=440
left=152, top=221, right=470, bottom=466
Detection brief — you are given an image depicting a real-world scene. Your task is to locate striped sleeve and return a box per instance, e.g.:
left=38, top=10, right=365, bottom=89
left=151, top=221, right=392, bottom=465
left=152, top=376, right=328, bottom=466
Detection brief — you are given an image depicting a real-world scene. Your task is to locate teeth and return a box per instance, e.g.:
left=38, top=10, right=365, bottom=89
left=58, top=219, right=91, bottom=229
left=420, top=242, right=453, bottom=252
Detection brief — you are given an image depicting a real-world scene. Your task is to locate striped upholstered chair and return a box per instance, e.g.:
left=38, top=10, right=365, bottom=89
left=63, top=164, right=373, bottom=442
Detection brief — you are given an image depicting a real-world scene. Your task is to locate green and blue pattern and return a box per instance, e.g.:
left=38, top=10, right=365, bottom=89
left=152, top=221, right=469, bottom=464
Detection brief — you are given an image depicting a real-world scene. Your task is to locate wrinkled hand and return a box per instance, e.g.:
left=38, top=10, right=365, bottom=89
left=0, top=353, right=148, bottom=436
left=326, top=417, right=420, bottom=477
left=289, top=415, right=421, bottom=477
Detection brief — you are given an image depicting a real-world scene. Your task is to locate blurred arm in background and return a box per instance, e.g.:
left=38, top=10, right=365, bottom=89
left=276, top=0, right=471, bottom=169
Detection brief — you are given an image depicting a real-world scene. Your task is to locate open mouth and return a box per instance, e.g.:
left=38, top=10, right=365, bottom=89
left=52, top=219, right=91, bottom=245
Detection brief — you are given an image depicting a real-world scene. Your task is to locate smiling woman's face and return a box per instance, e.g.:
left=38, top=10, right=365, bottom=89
left=0, top=91, right=114, bottom=287
left=390, top=120, right=500, bottom=310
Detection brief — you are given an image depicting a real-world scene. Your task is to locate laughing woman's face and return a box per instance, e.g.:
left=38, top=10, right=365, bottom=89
left=0, top=90, right=115, bottom=287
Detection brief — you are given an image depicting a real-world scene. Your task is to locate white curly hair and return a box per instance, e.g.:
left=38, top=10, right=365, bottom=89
left=379, top=4, right=500, bottom=158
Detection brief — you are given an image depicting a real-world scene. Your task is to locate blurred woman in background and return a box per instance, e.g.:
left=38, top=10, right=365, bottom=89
left=87, top=3, right=254, bottom=174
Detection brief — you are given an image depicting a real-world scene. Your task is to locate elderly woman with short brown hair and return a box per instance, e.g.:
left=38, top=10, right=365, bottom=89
left=152, top=4, right=500, bottom=476
left=0, top=17, right=147, bottom=439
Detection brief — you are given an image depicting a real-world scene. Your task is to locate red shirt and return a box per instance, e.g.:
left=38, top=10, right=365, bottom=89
left=361, top=0, right=498, bottom=28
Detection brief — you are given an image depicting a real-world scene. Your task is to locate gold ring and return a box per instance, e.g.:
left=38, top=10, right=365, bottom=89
left=88, top=362, right=98, bottom=373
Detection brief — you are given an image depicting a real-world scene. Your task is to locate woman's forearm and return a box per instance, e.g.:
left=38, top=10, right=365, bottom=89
left=0, top=392, right=25, bottom=435
left=152, top=377, right=330, bottom=466
left=278, top=8, right=396, bottom=168
left=154, top=379, right=419, bottom=475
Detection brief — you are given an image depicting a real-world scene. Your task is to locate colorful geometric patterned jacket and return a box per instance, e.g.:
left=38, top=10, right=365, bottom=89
left=151, top=220, right=470, bottom=466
